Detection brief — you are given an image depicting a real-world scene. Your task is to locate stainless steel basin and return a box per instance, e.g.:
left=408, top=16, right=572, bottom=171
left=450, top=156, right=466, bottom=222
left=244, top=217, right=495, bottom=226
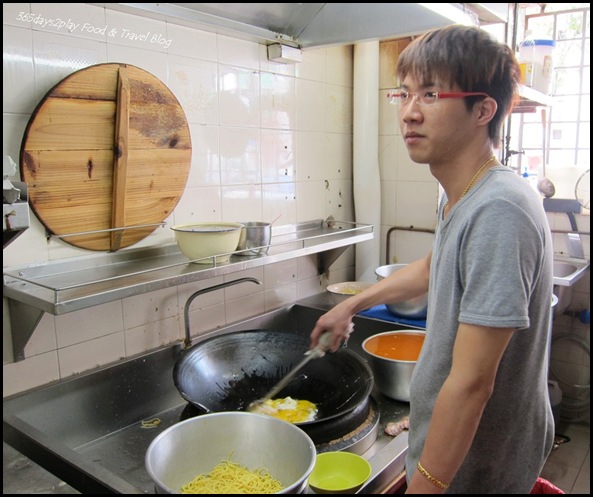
left=552, top=257, right=590, bottom=317
left=553, top=258, right=590, bottom=287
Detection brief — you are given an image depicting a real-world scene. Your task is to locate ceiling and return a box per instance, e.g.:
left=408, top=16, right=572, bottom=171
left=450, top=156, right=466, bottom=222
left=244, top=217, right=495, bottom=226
left=91, top=3, right=509, bottom=49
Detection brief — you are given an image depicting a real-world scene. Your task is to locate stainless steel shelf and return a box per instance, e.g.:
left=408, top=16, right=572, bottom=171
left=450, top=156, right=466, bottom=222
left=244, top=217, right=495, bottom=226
left=3, top=219, right=373, bottom=360
left=514, top=85, right=554, bottom=112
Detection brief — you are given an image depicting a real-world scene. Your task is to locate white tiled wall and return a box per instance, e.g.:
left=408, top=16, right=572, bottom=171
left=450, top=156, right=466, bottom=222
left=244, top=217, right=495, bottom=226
left=2, top=3, right=358, bottom=396
left=378, top=41, right=440, bottom=266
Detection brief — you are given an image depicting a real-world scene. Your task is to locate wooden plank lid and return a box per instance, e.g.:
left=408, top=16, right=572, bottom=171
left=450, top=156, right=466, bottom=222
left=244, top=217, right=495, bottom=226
left=20, top=63, right=191, bottom=251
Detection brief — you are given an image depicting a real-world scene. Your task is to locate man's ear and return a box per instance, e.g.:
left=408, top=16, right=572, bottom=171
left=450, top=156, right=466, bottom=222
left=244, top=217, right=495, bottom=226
left=475, top=97, right=497, bottom=125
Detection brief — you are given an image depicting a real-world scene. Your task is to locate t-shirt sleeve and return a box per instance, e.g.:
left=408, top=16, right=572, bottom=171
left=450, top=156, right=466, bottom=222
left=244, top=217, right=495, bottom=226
left=456, top=198, right=544, bottom=329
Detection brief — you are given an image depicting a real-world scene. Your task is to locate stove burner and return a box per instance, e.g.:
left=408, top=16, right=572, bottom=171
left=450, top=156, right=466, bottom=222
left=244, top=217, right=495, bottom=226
left=179, top=396, right=380, bottom=455
left=315, top=396, right=379, bottom=454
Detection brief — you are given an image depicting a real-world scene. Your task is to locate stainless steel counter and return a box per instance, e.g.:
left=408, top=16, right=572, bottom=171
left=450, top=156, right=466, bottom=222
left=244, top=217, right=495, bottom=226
left=4, top=298, right=413, bottom=494
left=3, top=442, right=79, bottom=494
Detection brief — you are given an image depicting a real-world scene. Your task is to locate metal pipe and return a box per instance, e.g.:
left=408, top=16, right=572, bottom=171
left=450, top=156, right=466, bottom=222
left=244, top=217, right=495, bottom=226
left=183, top=277, right=262, bottom=348
left=503, top=3, right=521, bottom=166
left=385, top=226, right=435, bottom=265
left=50, top=222, right=166, bottom=238
left=353, top=40, right=381, bottom=281
left=549, top=229, right=590, bottom=236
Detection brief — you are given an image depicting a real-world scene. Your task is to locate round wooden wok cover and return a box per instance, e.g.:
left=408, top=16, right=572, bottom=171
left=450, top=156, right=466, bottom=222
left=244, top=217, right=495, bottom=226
left=20, top=63, right=191, bottom=251
left=173, top=330, right=374, bottom=425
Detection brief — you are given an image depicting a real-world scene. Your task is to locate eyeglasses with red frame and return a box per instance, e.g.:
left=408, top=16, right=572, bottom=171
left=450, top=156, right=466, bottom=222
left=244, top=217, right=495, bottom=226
left=387, top=90, right=490, bottom=106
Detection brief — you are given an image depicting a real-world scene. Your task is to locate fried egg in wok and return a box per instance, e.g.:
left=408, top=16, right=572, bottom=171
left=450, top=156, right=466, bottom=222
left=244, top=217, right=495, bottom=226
left=262, top=396, right=318, bottom=423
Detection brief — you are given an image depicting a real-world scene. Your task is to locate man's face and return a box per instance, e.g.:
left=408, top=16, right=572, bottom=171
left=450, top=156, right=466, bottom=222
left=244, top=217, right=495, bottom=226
left=397, top=75, right=477, bottom=166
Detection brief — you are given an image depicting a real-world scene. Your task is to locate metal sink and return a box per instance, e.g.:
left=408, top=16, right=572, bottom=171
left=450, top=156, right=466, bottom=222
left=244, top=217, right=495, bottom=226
left=553, top=258, right=590, bottom=287
left=552, top=257, right=590, bottom=317
left=3, top=299, right=412, bottom=494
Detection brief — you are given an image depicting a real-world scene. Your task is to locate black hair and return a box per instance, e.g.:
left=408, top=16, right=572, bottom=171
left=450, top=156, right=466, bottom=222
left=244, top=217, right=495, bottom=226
left=396, top=24, right=520, bottom=145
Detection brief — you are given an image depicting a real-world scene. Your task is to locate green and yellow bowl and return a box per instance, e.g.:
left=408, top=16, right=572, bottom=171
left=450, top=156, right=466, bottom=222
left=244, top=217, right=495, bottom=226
left=308, top=451, right=372, bottom=494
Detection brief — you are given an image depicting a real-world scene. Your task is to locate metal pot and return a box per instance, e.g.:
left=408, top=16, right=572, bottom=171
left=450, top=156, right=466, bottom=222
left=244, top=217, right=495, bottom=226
left=235, top=221, right=272, bottom=256
left=145, top=411, right=316, bottom=494
left=362, top=330, right=425, bottom=402
left=173, top=330, right=373, bottom=425
left=375, top=264, right=428, bottom=319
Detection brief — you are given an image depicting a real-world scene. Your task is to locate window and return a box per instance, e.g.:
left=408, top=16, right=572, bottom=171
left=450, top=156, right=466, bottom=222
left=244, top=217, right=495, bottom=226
left=511, top=4, right=589, bottom=194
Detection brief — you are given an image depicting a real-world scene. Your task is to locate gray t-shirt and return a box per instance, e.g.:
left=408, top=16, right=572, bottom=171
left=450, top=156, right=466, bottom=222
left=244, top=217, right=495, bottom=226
left=406, top=166, right=555, bottom=493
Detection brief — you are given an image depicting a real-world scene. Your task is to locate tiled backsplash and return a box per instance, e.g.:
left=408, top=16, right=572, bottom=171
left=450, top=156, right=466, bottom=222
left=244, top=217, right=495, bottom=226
left=2, top=3, right=359, bottom=395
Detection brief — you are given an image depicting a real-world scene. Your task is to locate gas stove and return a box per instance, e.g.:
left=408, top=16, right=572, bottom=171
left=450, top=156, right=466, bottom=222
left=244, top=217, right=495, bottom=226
left=4, top=299, right=415, bottom=493
left=180, top=395, right=380, bottom=455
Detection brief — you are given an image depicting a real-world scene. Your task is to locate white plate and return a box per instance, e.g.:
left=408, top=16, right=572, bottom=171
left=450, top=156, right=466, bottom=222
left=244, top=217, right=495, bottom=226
left=326, top=281, right=373, bottom=296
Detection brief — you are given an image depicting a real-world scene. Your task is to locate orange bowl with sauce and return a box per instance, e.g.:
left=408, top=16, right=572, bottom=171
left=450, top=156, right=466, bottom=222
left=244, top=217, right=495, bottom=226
left=362, top=330, right=425, bottom=402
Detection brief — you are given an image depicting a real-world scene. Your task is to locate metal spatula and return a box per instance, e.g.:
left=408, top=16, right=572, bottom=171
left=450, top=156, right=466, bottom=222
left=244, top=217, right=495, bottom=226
left=248, top=332, right=334, bottom=414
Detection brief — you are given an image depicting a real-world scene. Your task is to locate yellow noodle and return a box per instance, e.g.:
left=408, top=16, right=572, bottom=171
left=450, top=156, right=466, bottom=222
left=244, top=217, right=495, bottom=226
left=140, top=418, right=161, bottom=428
left=341, top=287, right=363, bottom=295
left=180, top=459, right=283, bottom=494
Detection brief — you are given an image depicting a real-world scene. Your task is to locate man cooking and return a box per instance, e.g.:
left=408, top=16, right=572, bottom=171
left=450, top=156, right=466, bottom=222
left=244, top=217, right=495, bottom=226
left=310, top=24, right=555, bottom=493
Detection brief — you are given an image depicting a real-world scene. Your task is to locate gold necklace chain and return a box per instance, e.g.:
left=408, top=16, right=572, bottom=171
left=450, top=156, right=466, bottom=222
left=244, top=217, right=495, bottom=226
left=444, top=155, right=496, bottom=210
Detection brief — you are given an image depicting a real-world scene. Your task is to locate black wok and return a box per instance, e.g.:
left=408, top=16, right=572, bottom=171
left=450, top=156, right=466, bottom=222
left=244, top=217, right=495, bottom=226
left=173, top=330, right=374, bottom=426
